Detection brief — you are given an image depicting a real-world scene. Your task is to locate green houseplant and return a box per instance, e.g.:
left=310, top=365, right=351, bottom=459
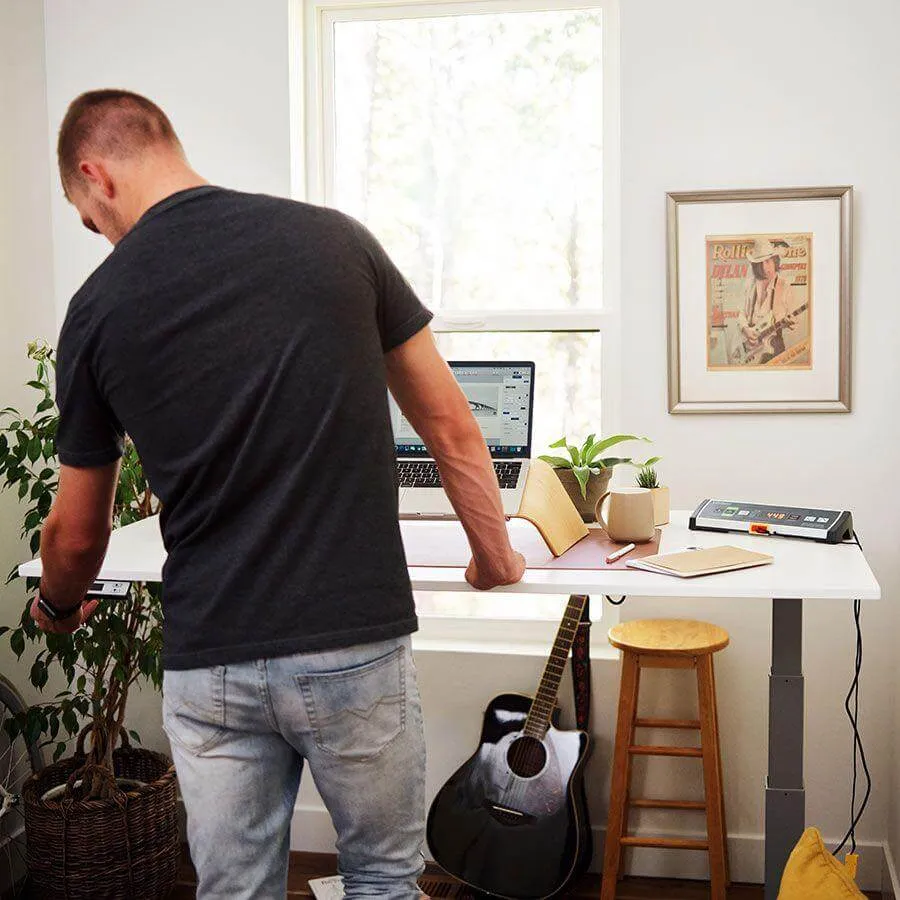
left=0, top=342, right=178, bottom=898
left=635, top=459, right=669, bottom=526
left=539, top=434, right=651, bottom=522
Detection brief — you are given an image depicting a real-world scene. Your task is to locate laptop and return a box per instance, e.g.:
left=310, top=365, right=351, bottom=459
left=391, top=361, right=535, bottom=519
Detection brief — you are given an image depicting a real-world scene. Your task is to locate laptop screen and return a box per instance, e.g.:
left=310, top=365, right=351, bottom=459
left=390, top=361, right=534, bottom=459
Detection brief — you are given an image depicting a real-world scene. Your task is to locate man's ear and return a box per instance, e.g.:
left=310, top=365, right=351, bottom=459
left=78, top=160, right=115, bottom=199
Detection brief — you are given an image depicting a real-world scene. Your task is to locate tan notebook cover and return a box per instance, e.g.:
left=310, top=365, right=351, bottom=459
left=627, top=545, right=773, bottom=577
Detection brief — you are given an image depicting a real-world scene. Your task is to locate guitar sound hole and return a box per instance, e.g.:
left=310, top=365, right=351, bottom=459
left=507, top=736, right=547, bottom=778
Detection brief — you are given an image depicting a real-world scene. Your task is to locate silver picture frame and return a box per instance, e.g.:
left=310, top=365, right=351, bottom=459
left=666, top=185, right=852, bottom=414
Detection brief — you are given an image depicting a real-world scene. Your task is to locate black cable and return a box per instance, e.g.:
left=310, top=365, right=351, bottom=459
left=604, top=595, right=627, bottom=606
left=833, top=530, right=872, bottom=858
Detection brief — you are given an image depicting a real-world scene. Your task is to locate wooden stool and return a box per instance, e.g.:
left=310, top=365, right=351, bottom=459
left=600, top=619, right=731, bottom=900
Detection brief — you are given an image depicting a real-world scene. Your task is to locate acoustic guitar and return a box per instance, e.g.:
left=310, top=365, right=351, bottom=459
left=426, top=594, right=592, bottom=898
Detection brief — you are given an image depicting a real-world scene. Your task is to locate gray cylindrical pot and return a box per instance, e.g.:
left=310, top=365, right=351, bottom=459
left=553, top=467, right=614, bottom=522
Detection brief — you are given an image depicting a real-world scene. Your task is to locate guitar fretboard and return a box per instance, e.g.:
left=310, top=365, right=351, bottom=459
left=523, top=594, right=588, bottom=738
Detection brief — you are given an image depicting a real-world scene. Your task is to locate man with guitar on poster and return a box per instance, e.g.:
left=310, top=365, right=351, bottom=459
left=737, top=238, right=797, bottom=364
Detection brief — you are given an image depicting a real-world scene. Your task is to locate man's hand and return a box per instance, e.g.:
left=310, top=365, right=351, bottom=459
left=38, top=461, right=118, bottom=612
left=30, top=596, right=99, bottom=635
left=465, top=551, right=526, bottom=591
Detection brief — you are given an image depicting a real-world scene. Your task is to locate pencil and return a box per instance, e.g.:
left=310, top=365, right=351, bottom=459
left=606, top=543, right=636, bottom=564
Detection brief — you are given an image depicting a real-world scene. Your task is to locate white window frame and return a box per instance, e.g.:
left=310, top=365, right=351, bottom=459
left=290, top=0, right=622, bottom=646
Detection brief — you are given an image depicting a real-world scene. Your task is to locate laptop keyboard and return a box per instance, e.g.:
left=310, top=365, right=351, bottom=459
left=397, top=460, right=523, bottom=490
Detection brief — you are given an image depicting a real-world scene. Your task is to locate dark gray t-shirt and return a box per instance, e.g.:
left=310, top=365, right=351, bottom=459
left=55, top=186, right=432, bottom=670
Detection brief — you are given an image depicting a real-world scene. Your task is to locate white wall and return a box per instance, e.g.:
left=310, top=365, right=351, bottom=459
left=619, top=0, right=899, bottom=887
left=0, top=0, right=56, bottom=692
left=42, top=0, right=293, bottom=322
left=0, top=0, right=891, bottom=890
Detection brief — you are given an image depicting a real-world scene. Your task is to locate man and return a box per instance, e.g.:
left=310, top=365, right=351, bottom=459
left=33, top=89, right=525, bottom=899
left=737, top=238, right=796, bottom=364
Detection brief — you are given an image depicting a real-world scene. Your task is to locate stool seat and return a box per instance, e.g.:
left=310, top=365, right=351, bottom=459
left=608, top=618, right=730, bottom=656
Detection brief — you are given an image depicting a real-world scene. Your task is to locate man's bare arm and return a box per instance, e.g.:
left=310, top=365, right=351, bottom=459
left=34, top=461, right=120, bottom=632
left=385, top=328, right=525, bottom=590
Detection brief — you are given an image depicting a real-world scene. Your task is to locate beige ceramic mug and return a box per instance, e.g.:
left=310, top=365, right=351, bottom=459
left=594, top=487, right=656, bottom=543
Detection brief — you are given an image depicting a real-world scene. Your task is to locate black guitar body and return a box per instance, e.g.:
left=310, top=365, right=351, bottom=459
left=427, top=693, right=592, bottom=899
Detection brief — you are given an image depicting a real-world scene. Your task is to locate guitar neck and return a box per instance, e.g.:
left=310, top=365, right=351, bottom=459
left=523, top=594, right=588, bottom=738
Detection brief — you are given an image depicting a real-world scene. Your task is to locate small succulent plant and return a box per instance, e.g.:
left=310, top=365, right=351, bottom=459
left=635, top=461, right=662, bottom=489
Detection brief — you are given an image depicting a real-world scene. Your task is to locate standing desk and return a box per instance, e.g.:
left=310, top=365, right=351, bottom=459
left=19, top=510, right=880, bottom=897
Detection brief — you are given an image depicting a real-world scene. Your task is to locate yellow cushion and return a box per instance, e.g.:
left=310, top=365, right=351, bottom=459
left=778, top=827, right=865, bottom=899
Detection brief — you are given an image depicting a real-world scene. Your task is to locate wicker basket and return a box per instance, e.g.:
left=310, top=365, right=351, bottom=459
left=22, top=728, right=179, bottom=900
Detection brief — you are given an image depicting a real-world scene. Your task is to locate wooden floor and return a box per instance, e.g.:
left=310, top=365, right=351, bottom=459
left=171, top=849, right=884, bottom=899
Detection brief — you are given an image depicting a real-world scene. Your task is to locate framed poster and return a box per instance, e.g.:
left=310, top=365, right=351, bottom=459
left=666, top=186, right=852, bottom=413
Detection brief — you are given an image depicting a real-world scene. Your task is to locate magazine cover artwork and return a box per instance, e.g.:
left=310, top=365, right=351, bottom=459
left=706, top=233, right=812, bottom=370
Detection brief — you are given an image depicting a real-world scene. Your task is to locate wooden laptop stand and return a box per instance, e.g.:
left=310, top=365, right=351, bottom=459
left=511, top=458, right=589, bottom=557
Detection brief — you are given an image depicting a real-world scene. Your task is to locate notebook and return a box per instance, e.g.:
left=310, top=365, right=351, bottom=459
left=626, top=545, right=773, bottom=577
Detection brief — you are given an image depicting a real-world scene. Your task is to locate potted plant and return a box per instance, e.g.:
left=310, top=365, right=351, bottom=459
left=635, top=459, right=668, bottom=526
left=0, top=342, right=178, bottom=899
left=539, top=433, right=649, bottom=522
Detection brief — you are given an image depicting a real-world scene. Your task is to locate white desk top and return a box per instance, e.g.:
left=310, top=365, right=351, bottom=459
left=19, top=512, right=880, bottom=601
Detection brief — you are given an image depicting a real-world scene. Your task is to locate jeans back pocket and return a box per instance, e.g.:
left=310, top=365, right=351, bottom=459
left=296, top=645, right=406, bottom=761
left=163, top=665, right=228, bottom=756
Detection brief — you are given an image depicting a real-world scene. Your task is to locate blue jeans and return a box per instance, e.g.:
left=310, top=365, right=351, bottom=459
left=162, top=635, right=426, bottom=899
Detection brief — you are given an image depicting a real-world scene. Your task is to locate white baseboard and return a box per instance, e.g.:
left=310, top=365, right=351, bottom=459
left=291, top=804, right=887, bottom=892
left=883, top=842, right=900, bottom=900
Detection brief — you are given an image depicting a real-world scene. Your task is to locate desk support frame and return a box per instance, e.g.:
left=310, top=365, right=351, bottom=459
left=765, top=597, right=805, bottom=899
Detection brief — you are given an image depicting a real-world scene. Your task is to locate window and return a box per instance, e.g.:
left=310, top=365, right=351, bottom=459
left=299, top=0, right=620, bottom=631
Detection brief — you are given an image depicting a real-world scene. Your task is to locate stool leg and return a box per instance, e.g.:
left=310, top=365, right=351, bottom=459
left=698, top=654, right=727, bottom=900
left=710, top=658, right=731, bottom=887
left=601, top=650, right=641, bottom=900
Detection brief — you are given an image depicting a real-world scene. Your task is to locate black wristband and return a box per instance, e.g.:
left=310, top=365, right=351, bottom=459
left=37, top=589, right=83, bottom=622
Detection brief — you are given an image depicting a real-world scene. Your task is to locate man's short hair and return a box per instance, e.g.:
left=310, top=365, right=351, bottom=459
left=57, top=89, right=183, bottom=194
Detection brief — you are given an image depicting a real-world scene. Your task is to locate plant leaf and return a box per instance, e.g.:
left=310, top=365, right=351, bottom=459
left=597, top=456, right=633, bottom=468
left=580, top=433, right=596, bottom=458
left=584, top=434, right=647, bottom=464
left=548, top=436, right=568, bottom=449
left=572, top=465, right=593, bottom=499
left=61, top=707, right=78, bottom=736
left=26, top=714, right=42, bottom=746
left=10, top=629, right=25, bottom=658
left=537, top=455, right=572, bottom=469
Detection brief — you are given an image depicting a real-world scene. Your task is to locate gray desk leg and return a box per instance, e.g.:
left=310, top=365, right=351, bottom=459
left=765, top=598, right=805, bottom=900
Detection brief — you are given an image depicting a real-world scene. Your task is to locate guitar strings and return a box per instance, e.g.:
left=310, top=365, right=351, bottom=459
left=504, top=597, right=586, bottom=808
